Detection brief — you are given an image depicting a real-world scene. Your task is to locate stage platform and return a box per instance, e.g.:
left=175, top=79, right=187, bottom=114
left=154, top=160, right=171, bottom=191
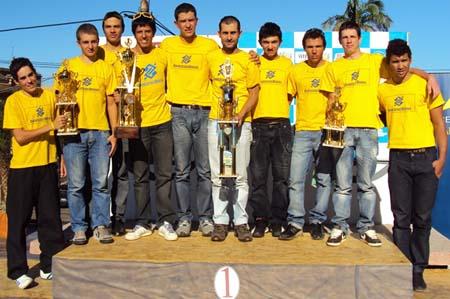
left=53, top=229, right=412, bottom=299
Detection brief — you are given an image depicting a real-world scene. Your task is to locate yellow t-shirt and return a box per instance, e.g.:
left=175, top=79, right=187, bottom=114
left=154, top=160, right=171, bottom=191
left=3, top=89, right=57, bottom=169
left=253, top=56, right=292, bottom=120
left=207, top=49, right=260, bottom=122
left=55, top=57, right=117, bottom=130
left=135, top=48, right=171, bottom=127
left=290, top=61, right=329, bottom=131
left=160, top=36, right=218, bottom=106
left=321, top=53, right=384, bottom=128
left=378, top=74, right=444, bottom=149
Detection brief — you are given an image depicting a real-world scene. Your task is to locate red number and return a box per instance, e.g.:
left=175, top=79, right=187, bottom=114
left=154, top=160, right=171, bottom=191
left=222, top=267, right=232, bottom=298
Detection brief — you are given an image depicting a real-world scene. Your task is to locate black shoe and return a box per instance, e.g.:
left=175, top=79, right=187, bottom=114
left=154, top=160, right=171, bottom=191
left=112, top=221, right=126, bottom=236
left=279, top=224, right=302, bottom=240
left=413, top=272, right=427, bottom=292
left=360, top=229, right=382, bottom=247
left=252, top=219, right=268, bottom=238
left=310, top=223, right=324, bottom=240
left=270, top=223, right=283, bottom=237
left=327, top=228, right=346, bottom=246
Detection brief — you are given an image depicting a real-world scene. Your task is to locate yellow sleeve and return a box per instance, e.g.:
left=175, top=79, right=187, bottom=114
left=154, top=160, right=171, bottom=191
left=377, top=87, right=386, bottom=111
left=247, top=60, right=260, bottom=89
left=2, top=95, right=22, bottom=129
left=287, top=66, right=296, bottom=96
left=105, top=64, right=118, bottom=95
left=373, top=54, right=388, bottom=79
left=429, top=93, right=445, bottom=110
left=320, top=63, right=335, bottom=93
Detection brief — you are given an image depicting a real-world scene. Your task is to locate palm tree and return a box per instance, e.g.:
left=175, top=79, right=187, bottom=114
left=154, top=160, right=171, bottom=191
left=322, top=0, right=393, bottom=31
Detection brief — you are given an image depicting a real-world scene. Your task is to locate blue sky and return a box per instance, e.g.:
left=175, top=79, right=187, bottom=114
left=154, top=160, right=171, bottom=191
left=1, top=0, right=449, bottom=84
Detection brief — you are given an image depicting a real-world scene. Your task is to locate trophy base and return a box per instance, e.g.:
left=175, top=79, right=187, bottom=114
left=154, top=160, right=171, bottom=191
left=322, top=142, right=345, bottom=149
left=322, top=125, right=346, bottom=149
left=218, top=174, right=238, bottom=179
left=57, top=130, right=79, bottom=136
left=115, top=126, right=139, bottom=139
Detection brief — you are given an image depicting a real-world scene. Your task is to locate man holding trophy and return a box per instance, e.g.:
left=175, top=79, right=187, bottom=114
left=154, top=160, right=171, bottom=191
left=207, top=16, right=260, bottom=242
left=56, top=23, right=118, bottom=245
left=123, top=9, right=178, bottom=242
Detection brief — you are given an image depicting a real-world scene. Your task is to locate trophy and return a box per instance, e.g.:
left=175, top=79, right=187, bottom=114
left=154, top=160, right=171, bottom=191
left=54, top=60, right=79, bottom=136
left=115, top=38, right=139, bottom=139
left=218, top=58, right=238, bottom=178
left=322, top=87, right=347, bottom=148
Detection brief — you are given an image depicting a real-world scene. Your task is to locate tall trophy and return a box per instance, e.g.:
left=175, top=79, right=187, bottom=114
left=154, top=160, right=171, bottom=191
left=322, top=87, right=346, bottom=148
left=115, top=38, right=139, bottom=139
left=54, top=60, right=79, bottom=136
left=218, top=58, right=238, bottom=178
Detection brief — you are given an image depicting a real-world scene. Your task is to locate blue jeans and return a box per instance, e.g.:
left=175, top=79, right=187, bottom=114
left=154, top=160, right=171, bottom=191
left=171, top=106, right=212, bottom=222
left=208, top=121, right=252, bottom=225
left=332, top=128, right=378, bottom=234
left=287, top=130, right=332, bottom=228
left=63, top=130, right=111, bottom=232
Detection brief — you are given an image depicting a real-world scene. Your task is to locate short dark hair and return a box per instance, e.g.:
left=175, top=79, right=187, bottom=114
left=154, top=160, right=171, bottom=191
left=302, top=28, right=326, bottom=48
left=219, top=16, right=241, bottom=32
left=174, top=3, right=197, bottom=20
left=338, top=20, right=361, bottom=40
left=102, top=11, right=125, bottom=32
left=76, top=23, right=99, bottom=41
left=132, top=15, right=156, bottom=35
left=386, top=39, right=412, bottom=63
left=9, top=57, right=36, bottom=81
left=258, top=22, right=282, bottom=42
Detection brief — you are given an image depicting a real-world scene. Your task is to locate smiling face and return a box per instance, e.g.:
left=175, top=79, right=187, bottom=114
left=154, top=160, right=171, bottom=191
left=219, top=21, right=241, bottom=54
left=175, top=11, right=197, bottom=40
left=134, top=24, right=154, bottom=52
left=15, top=66, right=38, bottom=96
left=78, top=32, right=99, bottom=60
left=260, top=36, right=280, bottom=60
left=103, top=17, right=123, bottom=46
left=339, top=28, right=361, bottom=57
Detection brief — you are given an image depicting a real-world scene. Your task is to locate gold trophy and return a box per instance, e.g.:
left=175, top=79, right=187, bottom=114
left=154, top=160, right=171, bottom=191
left=115, top=38, right=139, bottom=139
left=218, top=58, right=238, bottom=178
left=322, top=87, right=346, bottom=148
left=54, top=60, right=79, bottom=136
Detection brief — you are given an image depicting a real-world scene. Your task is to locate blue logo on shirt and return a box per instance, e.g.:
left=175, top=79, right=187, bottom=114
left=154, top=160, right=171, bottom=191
left=143, top=64, right=157, bottom=79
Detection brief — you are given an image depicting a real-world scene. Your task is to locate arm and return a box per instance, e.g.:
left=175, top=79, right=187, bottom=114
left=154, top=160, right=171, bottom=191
left=11, top=115, right=66, bottom=146
left=60, top=155, right=67, bottom=178
left=237, top=84, right=260, bottom=126
left=410, top=68, right=440, bottom=99
left=430, top=106, right=447, bottom=178
left=248, top=50, right=261, bottom=66
left=106, top=94, right=118, bottom=156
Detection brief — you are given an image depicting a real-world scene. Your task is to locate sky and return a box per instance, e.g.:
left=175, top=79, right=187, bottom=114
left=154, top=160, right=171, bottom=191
left=1, top=0, right=449, bottom=85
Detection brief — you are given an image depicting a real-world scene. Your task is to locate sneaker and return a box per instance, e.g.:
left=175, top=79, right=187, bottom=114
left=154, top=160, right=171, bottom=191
left=16, top=274, right=33, bottom=289
left=413, top=272, right=427, bottom=292
left=112, top=221, right=126, bottom=236
left=310, top=223, right=325, bottom=240
left=125, top=225, right=152, bottom=241
left=93, top=225, right=114, bottom=244
left=176, top=220, right=191, bottom=237
left=270, top=223, right=283, bottom=237
left=72, top=231, right=87, bottom=245
left=279, top=224, right=303, bottom=240
left=199, top=219, right=214, bottom=237
left=252, top=219, right=268, bottom=238
left=40, top=270, right=53, bottom=280
left=211, top=224, right=228, bottom=242
left=158, top=221, right=178, bottom=241
left=360, top=229, right=382, bottom=247
left=234, top=224, right=253, bottom=242
left=327, top=228, right=346, bottom=246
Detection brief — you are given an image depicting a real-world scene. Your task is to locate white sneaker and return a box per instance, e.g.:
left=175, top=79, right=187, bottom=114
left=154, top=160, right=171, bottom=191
left=158, top=221, right=178, bottom=241
left=16, top=274, right=33, bottom=289
left=40, top=270, right=53, bottom=280
left=125, top=225, right=152, bottom=241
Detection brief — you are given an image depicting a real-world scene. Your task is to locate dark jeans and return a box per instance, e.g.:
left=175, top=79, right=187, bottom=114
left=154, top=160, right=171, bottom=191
left=249, top=120, right=293, bottom=224
left=388, top=147, right=439, bottom=273
left=7, top=163, right=65, bottom=279
left=111, top=138, right=130, bottom=224
left=129, top=121, right=176, bottom=226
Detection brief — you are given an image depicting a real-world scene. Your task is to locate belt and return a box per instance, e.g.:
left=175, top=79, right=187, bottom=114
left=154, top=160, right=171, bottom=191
left=171, top=103, right=211, bottom=111
left=252, top=118, right=290, bottom=125
left=391, top=147, right=434, bottom=154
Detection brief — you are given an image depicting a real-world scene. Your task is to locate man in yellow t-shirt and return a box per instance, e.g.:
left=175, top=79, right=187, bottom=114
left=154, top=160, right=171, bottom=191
left=248, top=22, right=293, bottom=238
left=122, top=13, right=178, bottom=242
left=378, top=39, right=447, bottom=292
left=207, top=16, right=260, bottom=242
left=320, top=21, right=440, bottom=247
left=57, top=24, right=118, bottom=245
left=3, top=58, right=65, bottom=288
left=98, top=11, right=129, bottom=237
left=159, top=3, right=218, bottom=237
left=278, top=28, right=334, bottom=242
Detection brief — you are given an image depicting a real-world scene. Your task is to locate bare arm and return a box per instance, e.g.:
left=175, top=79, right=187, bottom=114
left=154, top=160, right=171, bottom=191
left=237, top=84, right=260, bottom=126
left=430, top=106, right=447, bottom=178
left=11, top=115, right=66, bottom=146
left=106, top=94, right=118, bottom=156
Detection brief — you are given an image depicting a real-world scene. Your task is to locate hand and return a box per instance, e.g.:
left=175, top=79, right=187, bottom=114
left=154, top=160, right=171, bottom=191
left=113, top=90, right=121, bottom=104
left=108, top=134, right=117, bottom=157
left=234, top=112, right=244, bottom=127
left=427, top=75, right=441, bottom=100
left=53, top=115, right=67, bottom=130
left=248, top=50, right=260, bottom=66
left=432, top=159, right=445, bottom=178
left=60, top=156, right=67, bottom=178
